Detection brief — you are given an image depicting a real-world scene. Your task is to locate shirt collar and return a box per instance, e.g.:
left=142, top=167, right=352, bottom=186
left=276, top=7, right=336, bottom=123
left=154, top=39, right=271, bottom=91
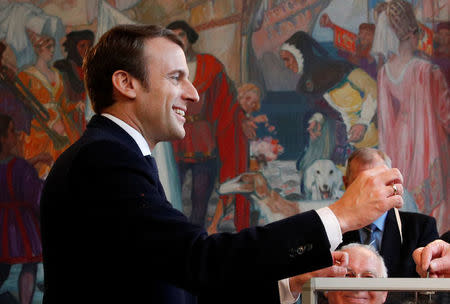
left=101, top=113, right=151, bottom=156
left=372, top=211, right=388, bottom=232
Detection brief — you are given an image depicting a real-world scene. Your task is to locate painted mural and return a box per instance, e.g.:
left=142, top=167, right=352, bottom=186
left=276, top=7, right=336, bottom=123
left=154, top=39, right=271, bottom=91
left=0, top=0, right=448, bottom=302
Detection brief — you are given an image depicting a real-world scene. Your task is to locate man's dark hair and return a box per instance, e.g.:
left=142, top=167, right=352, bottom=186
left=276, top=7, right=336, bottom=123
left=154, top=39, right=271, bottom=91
left=62, top=30, right=94, bottom=66
left=167, top=20, right=199, bottom=44
left=0, top=113, right=12, bottom=153
left=83, top=24, right=183, bottom=114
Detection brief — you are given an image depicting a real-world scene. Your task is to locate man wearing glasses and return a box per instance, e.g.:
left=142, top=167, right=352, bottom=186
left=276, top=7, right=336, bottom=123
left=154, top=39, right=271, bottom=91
left=325, top=243, right=388, bottom=304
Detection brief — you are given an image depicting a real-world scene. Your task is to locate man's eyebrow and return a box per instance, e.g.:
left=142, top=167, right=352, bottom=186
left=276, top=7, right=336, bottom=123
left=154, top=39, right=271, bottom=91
left=168, top=69, right=188, bottom=77
left=170, top=69, right=185, bottom=74
left=346, top=268, right=378, bottom=274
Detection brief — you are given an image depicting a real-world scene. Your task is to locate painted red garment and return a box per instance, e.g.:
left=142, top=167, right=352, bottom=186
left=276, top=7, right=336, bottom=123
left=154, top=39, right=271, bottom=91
left=172, top=54, right=250, bottom=230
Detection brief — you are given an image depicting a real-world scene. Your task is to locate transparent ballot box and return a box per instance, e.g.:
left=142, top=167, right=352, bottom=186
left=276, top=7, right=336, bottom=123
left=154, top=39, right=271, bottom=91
left=302, top=277, right=450, bottom=304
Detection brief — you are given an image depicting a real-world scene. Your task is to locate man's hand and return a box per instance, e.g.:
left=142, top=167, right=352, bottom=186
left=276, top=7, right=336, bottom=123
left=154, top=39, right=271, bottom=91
left=289, top=251, right=348, bottom=293
left=241, top=119, right=257, bottom=139
left=329, top=165, right=404, bottom=233
left=348, top=124, right=367, bottom=143
left=413, top=239, right=450, bottom=278
left=252, top=114, right=268, bottom=124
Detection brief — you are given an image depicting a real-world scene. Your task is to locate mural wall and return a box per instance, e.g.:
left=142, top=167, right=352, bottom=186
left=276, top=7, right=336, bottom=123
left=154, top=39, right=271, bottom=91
left=0, top=0, right=448, bottom=302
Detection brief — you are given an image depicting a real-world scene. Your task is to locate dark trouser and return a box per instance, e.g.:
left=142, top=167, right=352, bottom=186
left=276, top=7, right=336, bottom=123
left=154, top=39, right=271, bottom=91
left=178, top=159, right=217, bottom=227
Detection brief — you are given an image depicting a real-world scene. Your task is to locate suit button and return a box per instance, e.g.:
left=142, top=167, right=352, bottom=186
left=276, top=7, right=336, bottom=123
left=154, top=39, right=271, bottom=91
left=296, top=246, right=305, bottom=255
left=306, top=243, right=313, bottom=251
left=139, top=201, right=149, bottom=208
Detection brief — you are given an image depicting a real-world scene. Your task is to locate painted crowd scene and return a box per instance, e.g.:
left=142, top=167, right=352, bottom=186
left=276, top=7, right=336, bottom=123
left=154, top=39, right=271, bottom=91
left=0, top=0, right=448, bottom=302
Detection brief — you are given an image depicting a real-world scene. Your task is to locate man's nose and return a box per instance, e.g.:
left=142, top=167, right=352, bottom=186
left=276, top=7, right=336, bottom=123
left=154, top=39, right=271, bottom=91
left=183, top=80, right=199, bottom=103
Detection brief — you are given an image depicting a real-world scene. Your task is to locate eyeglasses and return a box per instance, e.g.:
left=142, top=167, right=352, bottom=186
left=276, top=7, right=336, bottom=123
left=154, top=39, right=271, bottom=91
left=345, top=268, right=378, bottom=278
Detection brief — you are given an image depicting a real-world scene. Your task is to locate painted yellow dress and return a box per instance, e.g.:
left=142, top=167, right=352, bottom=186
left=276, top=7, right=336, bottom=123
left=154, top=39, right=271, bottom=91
left=323, top=68, right=379, bottom=149
left=16, top=66, right=80, bottom=177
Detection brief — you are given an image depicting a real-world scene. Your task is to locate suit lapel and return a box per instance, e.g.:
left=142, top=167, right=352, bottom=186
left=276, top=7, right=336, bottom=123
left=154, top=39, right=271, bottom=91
left=381, top=209, right=402, bottom=275
left=145, top=155, right=167, bottom=201
left=88, top=115, right=168, bottom=201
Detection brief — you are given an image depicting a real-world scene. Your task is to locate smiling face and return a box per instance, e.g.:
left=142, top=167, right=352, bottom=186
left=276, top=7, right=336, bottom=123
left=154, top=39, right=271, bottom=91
left=132, top=37, right=199, bottom=147
left=326, top=246, right=388, bottom=304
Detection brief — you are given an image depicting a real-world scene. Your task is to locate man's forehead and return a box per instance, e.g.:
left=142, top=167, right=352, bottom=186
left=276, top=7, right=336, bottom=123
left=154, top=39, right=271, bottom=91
left=144, top=38, right=187, bottom=67
left=145, top=36, right=181, bottom=51
left=346, top=248, right=380, bottom=271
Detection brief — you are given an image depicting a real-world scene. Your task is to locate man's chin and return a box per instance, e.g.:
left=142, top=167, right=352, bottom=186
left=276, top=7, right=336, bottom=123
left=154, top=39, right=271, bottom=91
left=174, top=129, right=186, bottom=140
left=161, top=129, right=185, bottom=142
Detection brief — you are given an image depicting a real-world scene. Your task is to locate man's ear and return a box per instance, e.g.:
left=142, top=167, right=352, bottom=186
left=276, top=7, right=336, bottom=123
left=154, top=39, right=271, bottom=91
left=112, top=70, right=137, bottom=99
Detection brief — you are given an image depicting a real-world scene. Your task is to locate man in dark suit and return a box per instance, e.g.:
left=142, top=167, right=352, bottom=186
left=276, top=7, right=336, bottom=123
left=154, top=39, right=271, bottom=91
left=339, top=147, right=439, bottom=277
left=39, top=25, right=405, bottom=304
left=441, top=231, right=450, bottom=243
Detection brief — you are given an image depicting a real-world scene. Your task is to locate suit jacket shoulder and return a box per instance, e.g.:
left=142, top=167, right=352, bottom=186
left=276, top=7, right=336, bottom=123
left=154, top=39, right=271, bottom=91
left=381, top=210, right=438, bottom=277
left=396, top=210, right=438, bottom=249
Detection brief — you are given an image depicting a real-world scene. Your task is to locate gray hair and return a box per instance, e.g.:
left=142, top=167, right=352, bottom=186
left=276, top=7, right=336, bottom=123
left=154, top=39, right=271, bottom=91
left=345, top=147, right=392, bottom=179
left=340, top=243, right=388, bottom=278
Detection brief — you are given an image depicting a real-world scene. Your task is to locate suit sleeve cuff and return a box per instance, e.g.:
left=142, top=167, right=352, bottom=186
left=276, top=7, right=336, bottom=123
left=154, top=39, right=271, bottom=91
left=316, top=207, right=343, bottom=251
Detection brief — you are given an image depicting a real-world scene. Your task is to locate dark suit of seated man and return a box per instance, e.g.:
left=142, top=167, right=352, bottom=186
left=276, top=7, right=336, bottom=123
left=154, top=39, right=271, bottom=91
left=39, top=25, right=406, bottom=304
left=441, top=231, right=450, bottom=243
left=338, top=148, right=439, bottom=278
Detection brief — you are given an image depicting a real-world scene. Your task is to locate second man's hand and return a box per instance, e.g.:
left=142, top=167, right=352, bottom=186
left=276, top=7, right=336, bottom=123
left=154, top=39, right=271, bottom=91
left=329, top=165, right=404, bottom=234
left=289, top=251, right=348, bottom=293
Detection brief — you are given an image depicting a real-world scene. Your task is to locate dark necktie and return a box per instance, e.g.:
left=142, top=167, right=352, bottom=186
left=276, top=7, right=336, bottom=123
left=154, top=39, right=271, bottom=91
left=144, top=155, right=167, bottom=200
left=363, top=223, right=378, bottom=249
